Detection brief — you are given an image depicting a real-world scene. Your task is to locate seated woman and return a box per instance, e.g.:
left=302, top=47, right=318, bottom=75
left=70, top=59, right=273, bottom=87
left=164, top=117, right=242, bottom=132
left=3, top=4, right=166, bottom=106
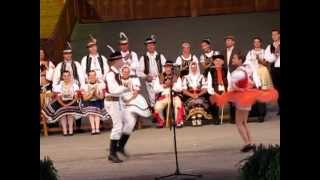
left=42, top=71, right=82, bottom=136
left=182, top=62, right=212, bottom=126
left=210, top=53, right=278, bottom=153
left=81, top=70, right=109, bottom=135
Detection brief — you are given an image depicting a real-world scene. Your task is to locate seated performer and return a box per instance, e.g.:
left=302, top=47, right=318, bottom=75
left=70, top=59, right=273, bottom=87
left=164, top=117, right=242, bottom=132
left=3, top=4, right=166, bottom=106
left=210, top=53, right=278, bottom=153
left=182, top=62, right=212, bottom=126
left=42, top=71, right=82, bottom=136
left=120, top=65, right=151, bottom=119
left=40, top=48, right=54, bottom=106
left=245, top=37, right=273, bottom=122
left=175, top=42, right=199, bottom=78
left=81, top=70, right=109, bottom=135
left=199, top=38, right=215, bottom=77
left=153, top=60, right=184, bottom=128
left=207, top=51, right=229, bottom=124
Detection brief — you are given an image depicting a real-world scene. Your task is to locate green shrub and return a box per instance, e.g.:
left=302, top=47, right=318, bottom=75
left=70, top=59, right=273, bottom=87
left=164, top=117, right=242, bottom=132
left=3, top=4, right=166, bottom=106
left=239, top=144, right=280, bottom=180
left=40, top=156, right=59, bottom=180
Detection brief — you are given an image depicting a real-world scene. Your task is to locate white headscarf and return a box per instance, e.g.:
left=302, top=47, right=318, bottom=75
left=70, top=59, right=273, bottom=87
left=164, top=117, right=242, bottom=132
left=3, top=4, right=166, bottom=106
left=188, top=61, right=200, bottom=77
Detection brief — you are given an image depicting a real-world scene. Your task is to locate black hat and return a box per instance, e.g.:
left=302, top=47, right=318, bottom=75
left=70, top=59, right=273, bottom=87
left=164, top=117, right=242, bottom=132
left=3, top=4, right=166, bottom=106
left=119, top=32, right=129, bottom=44
left=107, top=45, right=122, bottom=61
left=164, top=60, right=174, bottom=66
left=201, top=38, right=211, bottom=45
left=63, top=42, right=72, bottom=54
left=224, top=35, right=235, bottom=41
left=86, top=34, right=97, bottom=48
left=144, top=34, right=156, bottom=45
left=212, top=51, right=224, bottom=60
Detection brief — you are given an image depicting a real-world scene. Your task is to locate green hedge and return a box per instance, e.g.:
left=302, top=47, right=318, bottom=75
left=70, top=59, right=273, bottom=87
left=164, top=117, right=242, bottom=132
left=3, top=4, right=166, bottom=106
left=40, top=156, right=59, bottom=180
left=239, top=144, right=280, bottom=180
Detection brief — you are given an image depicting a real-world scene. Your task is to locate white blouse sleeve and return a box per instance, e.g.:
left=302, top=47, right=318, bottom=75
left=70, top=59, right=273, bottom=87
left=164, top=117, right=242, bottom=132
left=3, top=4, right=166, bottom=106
left=182, top=77, right=187, bottom=90
left=137, top=56, right=147, bottom=78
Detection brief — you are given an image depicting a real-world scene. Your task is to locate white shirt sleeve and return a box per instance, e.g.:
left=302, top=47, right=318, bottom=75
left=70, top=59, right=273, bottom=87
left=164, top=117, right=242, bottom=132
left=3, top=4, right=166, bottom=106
left=172, top=77, right=182, bottom=92
left=80, top=56, right=88, bottom=80
left=207, top=72, right=214, bottom=95
left=160, top=54, right=167, bottom=74
left=101, top=55, right=110, bottom=74
left=175, top=56, right=182, bottom=66
left=75, top=61, right=85, bottom=87
left=264, top=45, right=276, bottom=63
left=45, top=61, right=55, bottom=81
left=137, top=56, right=147, bottom=78
left=130, top=52, right=139, bottom=73
left=152, top=77, right=163, bottom=94
left=199, top=54, right=205, bottom=63
left=105, top=72, right=128, bottom=96
left=52, top=63, right=62, bottom=86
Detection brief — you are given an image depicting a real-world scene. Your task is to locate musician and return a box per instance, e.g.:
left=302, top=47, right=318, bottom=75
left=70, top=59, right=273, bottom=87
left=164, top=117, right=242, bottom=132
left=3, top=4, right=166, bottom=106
left=207, top=51, right=228, bottom=124
left=182, top=62, right=212, bottom=126
left=153, top=60, right=184, bottom=128
left=210, top=53, right=278, bottom=153
left=52, top=42, right=85, bottom=87
left=81, top=70, right=109, bottom=135
left=174, top=42, right=199, bottom=78
left=138, top=34, right=167, bottom=108
left=264, top=29, right=280, bottom=115
left=118, top=32, right=139, bottom=75
left=42, top=71, right=82, bottom=136
left=52, top=42, right=85, bottom=133
left=245, top=37, right=273, bottom=122
left=81, top=35, right=109, bottom=82
left=199, top=38, right=215, bottom=77
left=104, top=46, right=137, bottom=163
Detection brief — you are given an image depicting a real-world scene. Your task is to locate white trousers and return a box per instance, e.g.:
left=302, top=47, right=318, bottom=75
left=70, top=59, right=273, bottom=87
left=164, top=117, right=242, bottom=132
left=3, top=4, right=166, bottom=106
left=104, top=100, right=136, bottom=140
left=146, top=82, right=156, bottom=107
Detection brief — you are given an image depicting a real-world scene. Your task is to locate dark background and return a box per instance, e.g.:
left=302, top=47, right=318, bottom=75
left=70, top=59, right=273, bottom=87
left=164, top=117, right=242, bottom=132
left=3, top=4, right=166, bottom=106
left=70, top=11, right=279, bottom=62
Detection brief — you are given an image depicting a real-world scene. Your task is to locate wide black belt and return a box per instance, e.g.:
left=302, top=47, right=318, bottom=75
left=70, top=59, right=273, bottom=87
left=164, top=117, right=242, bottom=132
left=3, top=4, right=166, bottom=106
left=105, top=96, right=119, bottom=101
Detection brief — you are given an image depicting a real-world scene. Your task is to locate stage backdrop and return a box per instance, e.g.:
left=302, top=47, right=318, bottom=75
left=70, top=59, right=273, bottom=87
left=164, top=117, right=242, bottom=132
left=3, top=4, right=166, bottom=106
left=70, top=11, right=279, bottom=63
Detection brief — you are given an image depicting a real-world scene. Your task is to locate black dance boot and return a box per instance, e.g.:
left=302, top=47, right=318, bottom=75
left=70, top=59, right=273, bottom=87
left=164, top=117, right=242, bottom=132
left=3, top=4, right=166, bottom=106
left=108, top=140, right=123, bottom=163
left=118, top=134, right=130, bottom=157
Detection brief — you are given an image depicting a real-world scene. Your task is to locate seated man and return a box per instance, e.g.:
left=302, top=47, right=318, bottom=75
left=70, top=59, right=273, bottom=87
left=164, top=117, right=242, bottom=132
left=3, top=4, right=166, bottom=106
left=153, top=60, right=184, bottom=128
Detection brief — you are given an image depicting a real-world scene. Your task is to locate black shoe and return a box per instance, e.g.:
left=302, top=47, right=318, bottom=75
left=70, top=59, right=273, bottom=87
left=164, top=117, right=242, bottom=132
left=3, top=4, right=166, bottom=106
left=91, top=132, right=96, bottom=135
left=68, top=133, right=74, bottom=136
left=117, top=134, right=130, bottom=157
left=76, top=129, right=85, bottom=133
left=108, top=140, right=123, bottom=163
left=258, top=116, right=265, bottom=123
left=240, top=144, right=253, bottom=153
left=63, top=134, right=68, bottom=136
left=108, top=154, right=123, bottom=163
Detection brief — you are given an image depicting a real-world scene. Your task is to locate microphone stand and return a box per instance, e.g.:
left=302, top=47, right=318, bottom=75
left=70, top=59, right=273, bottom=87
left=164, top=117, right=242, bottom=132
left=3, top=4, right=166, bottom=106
left=155, top=75, right=202, bottom=180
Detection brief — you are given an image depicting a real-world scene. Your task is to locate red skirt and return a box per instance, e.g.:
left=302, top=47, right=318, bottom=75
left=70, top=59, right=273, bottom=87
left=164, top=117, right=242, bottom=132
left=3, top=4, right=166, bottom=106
left=210, top=88, right=278, bottom=108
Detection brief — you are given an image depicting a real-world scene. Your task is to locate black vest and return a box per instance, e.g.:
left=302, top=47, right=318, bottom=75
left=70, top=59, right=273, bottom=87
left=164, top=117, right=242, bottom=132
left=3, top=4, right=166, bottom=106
left=143, top=53, right=162, bottom=75
left=85, top=54, right=104, bottom=74
left=208, top=67, right=228, bottom=95
left=61, top=61, right=79, bottom=82
left=202, top=54, right=213, bottom=77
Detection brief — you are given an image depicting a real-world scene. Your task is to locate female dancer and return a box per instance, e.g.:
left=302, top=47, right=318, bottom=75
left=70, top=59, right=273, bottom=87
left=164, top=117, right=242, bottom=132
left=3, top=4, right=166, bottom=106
left=211, top=53, right=278, bottom=152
